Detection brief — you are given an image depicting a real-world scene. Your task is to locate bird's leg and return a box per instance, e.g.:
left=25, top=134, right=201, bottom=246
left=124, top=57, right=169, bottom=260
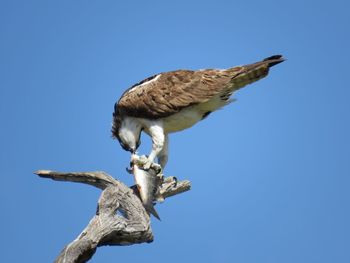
left=143, top=124, right=165, bottom=170
left=157, top=134, right=168, bottom=169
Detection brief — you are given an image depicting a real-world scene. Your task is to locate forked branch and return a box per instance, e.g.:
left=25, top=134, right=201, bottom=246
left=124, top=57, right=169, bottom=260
left=35, top=169, right=190, bottom=263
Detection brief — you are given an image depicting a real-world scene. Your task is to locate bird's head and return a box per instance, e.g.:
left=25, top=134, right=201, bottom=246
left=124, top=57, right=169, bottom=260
left=116, top=128, right=141, bottom=153
left=112, top=105, right=141, bottom=153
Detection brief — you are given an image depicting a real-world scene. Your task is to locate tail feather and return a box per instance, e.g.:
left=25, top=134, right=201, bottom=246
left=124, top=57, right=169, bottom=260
left=243, top=54, right=285, bottom=72
left=226, top=54, right=285, bottom=92
left=262, top=54, right=285, bottom=67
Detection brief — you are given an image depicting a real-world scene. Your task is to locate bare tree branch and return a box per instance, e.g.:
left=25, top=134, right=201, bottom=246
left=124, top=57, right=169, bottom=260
left=34, top=170, right=118, bottom=189
left=35, top=169, right=190, bottom=263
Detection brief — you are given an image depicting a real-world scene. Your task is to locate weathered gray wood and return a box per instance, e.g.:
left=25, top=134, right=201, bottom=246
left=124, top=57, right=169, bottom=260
left=35, top=169, right=190, bottom=263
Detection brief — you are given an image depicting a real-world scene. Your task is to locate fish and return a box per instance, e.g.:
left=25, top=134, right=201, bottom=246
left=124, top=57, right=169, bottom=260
left=131, top=160, right=161, bottom=220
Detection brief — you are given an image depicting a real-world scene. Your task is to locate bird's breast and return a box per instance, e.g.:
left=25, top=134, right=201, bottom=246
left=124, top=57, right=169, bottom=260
left=162, top=105, right=207, bottom=133
left=162, top=95, right=230, bottom=133
left=134, top=95, right=229, bottom=134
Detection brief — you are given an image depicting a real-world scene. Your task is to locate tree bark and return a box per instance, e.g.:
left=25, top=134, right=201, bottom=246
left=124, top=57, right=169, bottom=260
left=35, top=169, right=190, bottom=263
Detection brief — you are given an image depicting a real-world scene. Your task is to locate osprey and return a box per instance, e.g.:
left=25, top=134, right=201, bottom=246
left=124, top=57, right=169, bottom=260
left=112, top=55, right=284, bottom=169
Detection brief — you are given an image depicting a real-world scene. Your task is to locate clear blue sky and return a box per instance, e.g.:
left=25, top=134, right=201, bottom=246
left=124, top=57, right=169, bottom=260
left=1, top=0, right=349, bottom=262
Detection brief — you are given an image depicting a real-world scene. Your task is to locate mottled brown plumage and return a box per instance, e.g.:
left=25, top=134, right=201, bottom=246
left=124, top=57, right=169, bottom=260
left=115, top=55, right=284, bottom=121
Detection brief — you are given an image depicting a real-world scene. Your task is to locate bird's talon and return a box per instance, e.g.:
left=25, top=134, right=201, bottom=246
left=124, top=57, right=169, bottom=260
left=152, top=163, right=162, bottom=174
left=126, top=167, right=133, bottom=174
left=143, top=160, right=152, bottom=171
left=172, top=176, right=178, bottom=187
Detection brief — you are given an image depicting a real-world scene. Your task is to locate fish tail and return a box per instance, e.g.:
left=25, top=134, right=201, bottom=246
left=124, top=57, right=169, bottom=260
left=146, top=205, right=161, bottom=221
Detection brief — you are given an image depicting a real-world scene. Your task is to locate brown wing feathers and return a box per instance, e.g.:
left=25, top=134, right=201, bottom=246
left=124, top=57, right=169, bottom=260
left=115, top=55, right=284, bottom=120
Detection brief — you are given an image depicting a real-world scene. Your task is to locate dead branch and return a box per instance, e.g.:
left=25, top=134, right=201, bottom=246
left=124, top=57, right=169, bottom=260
left=35, top=169, right=190, bottom=263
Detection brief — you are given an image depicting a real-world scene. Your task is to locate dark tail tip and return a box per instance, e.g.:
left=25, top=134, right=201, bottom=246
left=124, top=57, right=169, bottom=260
left=263, top=54, right=285, bottom=67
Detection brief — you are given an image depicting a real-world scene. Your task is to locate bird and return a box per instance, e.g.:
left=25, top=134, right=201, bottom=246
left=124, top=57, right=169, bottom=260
left=112, top=55, right=285, bottom=170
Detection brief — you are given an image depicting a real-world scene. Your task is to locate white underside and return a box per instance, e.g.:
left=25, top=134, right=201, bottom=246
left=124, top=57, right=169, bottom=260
left=131, top=94, right=231, bottom=134
left=119, top=93, right=234, bottom=168
left=159, top=94, right=231, bottom=133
